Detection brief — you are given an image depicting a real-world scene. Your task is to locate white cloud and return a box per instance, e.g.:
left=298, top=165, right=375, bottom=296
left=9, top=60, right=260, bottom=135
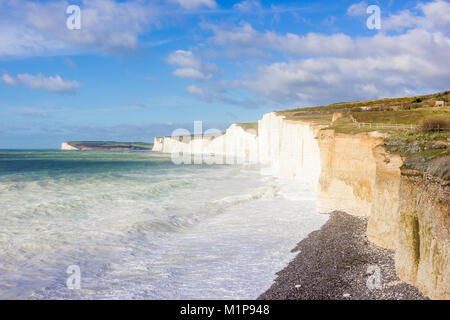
left=208, top=23, right=260, bottom=47
left=186, top=85, right=211, bottom=102
left=207, top=23, right=355, bottom=57
left=0, top=71, right=18, bottom=86
left=205, top=23, right=270, bottom=57
left=1, top=70, right=80, bottom=93
left=0, top=24, right=68, bottom=57
left=16, top=73, right=80, bottom=93
left=382, top=10, right=418, bottom=31
left=383, top=0, right=450, bottom=32
left=265, top=32, right=356, bottom=57
left=167, top=50, right=218, bottom=81
left=419, top=0, right=450, bottom=32
left=0, top=0, right=225, bottom=58
left=0, top=0, right=162, bottom=57
left=174, top=68, right=212, bottom=81
left=169, top=0, right=217, bottom=10
left=167, top=50, right=203, bottom=69
left=233, top=0, right=262, bottom=12
left=244, top=29, right=450, bottom=105
left=204, top=1, right=450, bottom=105
left=346, top=1, right=368, bottom=17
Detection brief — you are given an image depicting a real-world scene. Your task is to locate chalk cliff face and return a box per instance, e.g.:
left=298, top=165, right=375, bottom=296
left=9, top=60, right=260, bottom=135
left=153, top=112, right=449, bottom=299
left=315, top=127, right=448, bottom=299
left=316, top=130, right=383, bottom=217
left=258, top=113, right=323, bottom=190
left=396, top=171, right=449, bottom=300
left=154, top=113, right=323, bottom=186
left=315, top=131, right=402, bottom=250
left=367, top=146, right=403, bottom=250
left=61, top=142, right=78, bottom=150
left=153, top=124, right=258, bottom=164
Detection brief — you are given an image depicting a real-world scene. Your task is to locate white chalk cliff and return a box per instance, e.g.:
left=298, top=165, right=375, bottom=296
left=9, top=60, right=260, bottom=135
left=153, top=111, right=449, bottom=300
left=61, top=142, right=78, bottom=150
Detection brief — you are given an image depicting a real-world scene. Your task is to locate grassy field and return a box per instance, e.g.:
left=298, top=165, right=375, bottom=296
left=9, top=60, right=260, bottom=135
left=278, top=91, right=449, bottom=116
left=273, top=91, right=448, bottom=131
left=327, top=107, right=450, bottom=134
left=284, top=113, right=333, bottom=125
left=352, top=107, right=450, bottom=125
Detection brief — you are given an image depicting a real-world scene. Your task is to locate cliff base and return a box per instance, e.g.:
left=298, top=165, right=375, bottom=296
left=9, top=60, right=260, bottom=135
left=259, top=212, right=426, bottom=300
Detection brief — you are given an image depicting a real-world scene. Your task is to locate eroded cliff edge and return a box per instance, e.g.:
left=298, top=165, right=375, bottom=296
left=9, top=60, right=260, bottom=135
left=153, top=112, right=449, bottom=299
left=316, top=126, right=449, bottom=299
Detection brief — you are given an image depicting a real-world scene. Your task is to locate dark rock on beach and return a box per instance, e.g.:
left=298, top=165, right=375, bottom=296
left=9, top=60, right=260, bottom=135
left=258, top=211, right=427, bottom=300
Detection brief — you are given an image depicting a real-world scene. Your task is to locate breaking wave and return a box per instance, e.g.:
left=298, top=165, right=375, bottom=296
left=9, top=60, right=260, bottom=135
left=0, top=150, right=328, bottom=299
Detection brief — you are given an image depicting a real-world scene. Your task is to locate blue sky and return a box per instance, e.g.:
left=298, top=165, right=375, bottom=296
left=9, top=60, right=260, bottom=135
left=0, top=0, right=449, bottom=148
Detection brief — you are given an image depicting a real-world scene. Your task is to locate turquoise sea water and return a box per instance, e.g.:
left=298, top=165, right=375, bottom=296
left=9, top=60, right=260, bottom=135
left=0, top=150, right=328, bottom=299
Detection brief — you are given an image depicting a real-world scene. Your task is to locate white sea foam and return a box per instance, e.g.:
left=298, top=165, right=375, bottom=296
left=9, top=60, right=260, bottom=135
left=0, top=151, right=328, bottom=299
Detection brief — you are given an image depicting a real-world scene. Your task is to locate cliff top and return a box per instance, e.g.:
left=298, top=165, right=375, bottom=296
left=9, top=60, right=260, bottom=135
left=235, top=122, right=258, bottom=132
left=277, top=91, right=449, bottom=117
left=278, top=91, right=450, bottom=180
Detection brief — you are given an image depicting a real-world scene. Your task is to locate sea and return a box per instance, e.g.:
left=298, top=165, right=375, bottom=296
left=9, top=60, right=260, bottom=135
left=0, top=150, right=328, bottom=299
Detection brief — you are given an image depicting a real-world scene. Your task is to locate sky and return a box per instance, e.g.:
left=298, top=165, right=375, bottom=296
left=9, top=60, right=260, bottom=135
left=0, top=0, right=449, bottom=148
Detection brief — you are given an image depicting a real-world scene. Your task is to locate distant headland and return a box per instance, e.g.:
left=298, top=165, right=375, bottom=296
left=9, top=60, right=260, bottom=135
left=61, top=141, right=153, bottom=151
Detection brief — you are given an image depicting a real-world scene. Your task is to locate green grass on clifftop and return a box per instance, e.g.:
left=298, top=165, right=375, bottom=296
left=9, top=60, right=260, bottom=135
left=278, top=91, right=449, bottom=117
